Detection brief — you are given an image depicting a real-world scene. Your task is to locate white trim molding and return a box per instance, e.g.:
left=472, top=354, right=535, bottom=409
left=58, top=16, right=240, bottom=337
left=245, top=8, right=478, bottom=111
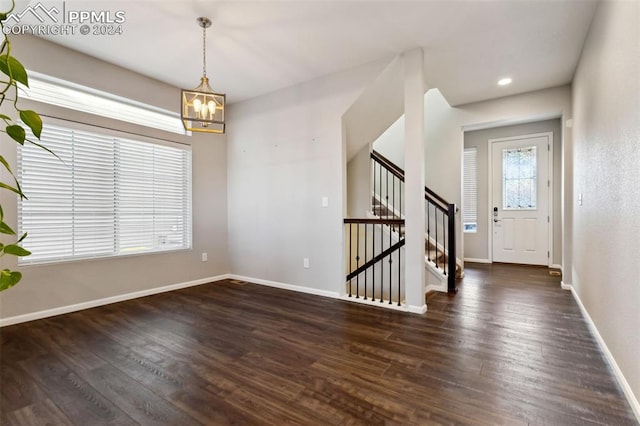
left=407, top=304, right=427, bottom=314
left=0, top=274, right=231, bottom=327
left=464, top=257, right=491, bottom=264
left=338, top=295, right=410, bottom=312
left=568, top=286, right=640, bottom=421
left=560, top=281, right=573, bottom=291
left=228, top=274, right=340, bottom=299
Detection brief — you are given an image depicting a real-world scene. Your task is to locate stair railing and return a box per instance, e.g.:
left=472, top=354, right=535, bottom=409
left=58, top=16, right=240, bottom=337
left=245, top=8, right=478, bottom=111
left=371, top=150, right=457, bottom=293
left=344, top=218, right=404, bottom=305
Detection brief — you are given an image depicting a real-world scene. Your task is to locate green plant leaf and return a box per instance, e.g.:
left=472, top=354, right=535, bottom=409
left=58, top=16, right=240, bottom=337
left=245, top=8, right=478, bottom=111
left=0, top=113, right=10, bottom=121
left=0, top=55, right=29, bottom=87
left=17, top=232, right=27, bottom=243
left=6, top=124, right=25, bottom=144
left=0, top=181, right=22, bottom=196
left=0, top=203, right=3, bottom=221
left=0, top=13, right=7, bottom=21
left=0, top=155, right=13, bottom=174
left=3, top=244, right=31, bottom=256
left=19, top=110, right=42, bottom=139
left=0, top=269, right=22, bottom=292
left=27, top=138, right=63, bottom=162
left=0, top=221, right=16, bottom=235
left=0, top=155, right=25, bottom=198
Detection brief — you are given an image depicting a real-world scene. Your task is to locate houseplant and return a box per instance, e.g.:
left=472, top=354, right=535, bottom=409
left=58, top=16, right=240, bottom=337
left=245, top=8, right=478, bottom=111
left=0, top=0, right=47, bottom=291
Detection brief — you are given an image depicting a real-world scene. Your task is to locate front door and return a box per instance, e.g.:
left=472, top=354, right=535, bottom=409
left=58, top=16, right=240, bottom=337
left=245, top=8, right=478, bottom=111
left=491, top=133, right=551, bottom=265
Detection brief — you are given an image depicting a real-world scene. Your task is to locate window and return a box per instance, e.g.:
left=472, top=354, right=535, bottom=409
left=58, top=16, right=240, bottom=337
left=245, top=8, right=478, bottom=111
left=21, top=71, right=186, bottom=135
left=18, top=123, right=192, bottom=265
left=502, top=146, right=537, bottom=209
left=463, top=147, right=477, bottom=233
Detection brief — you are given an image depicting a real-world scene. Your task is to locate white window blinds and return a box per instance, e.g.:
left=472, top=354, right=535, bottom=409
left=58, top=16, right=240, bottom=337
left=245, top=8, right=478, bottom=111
left=463, top=147, right=478, bottom=232
left=18, top=123, right=192, bottom=265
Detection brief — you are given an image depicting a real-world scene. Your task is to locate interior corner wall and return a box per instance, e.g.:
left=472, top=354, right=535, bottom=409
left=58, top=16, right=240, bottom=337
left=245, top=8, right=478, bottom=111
left=226, top=60, right=387, bottom=295
left=372, top=116, right=405, bottom=169
left=572, top=0, right=640, bottom=410
left=463, top=119, right=562, bottom=264
left=346, top=143, right=371, bottom=218
left=423, top=86, right=572, bottom=276
left=0, top=36, right=229, bottom=320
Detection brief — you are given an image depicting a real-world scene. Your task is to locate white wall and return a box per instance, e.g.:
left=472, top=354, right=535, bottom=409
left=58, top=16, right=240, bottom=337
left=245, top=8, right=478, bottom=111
left=344, top=56, right=404, bottom=162
left=373, top=116, right=405, bottom=169
left=346, top=144, right=371, bottom=217
left=423, top=86, right=573, bottom=278
left=572, top=0, right=640, bottom=412
left=0, top=36, right=229, bottom=320
left=226, top=60, right=386, bottom=295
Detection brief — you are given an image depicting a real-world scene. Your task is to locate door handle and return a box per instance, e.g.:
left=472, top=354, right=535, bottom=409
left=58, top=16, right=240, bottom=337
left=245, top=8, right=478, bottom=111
left=494, top=218, right=501, bottom=223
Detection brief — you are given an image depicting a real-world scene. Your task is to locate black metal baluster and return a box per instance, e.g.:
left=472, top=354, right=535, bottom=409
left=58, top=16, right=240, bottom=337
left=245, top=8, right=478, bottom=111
left=380, top=218, right=384, bottom=303
left=393, top=174, right=396, bottom=220
left=356, top=223, right=360, bottom=298
left=443, top=211, right=447, bottom=276
left=427, top=202, right=431, bottom=262
left=389, top=219, right=392, bottom=305
left=348, top=223, right=352, bottom=297
left=386, top=169, right=389, bottom=219
left=379, top=162, right=382, bottom=217
left=435, top=207, right=439, bottom=269
left=372, top=220, right=376, bottom=302
left=364, top=224, right=368, bottom=300
left=398, top=224, right=401, bottom=306
left=399, top=176, right=402, bottom=219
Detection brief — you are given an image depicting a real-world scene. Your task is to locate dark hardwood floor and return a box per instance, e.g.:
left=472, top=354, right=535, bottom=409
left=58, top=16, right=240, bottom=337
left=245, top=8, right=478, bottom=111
left=1, top=263, right=637, bottom=425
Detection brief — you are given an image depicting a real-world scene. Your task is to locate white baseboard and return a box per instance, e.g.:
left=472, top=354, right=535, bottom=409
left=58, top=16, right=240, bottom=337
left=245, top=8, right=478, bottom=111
left=550, top=263, right=562, bottom=270
left=560, top=281, right=572, bottom=291
left=228, top=274, right=340, bottom=299
left=464, top=258, right=491, bottom=264
left=425, top=284, right=446, bottom=294
left=568, top=286, right=640, bottom=422
left=407, top=304, right=427, bottom=314
left=337, top=295, right=410, bottom=312
left=0, top=274, right=231, bottom=327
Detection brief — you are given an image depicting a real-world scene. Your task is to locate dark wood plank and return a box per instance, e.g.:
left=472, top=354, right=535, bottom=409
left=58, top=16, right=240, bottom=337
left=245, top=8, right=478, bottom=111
left=1, top=264, right=637, bottom=425
left=18, top=353, right=137, bottom=425
left=1, top=398, right=72, bottom=426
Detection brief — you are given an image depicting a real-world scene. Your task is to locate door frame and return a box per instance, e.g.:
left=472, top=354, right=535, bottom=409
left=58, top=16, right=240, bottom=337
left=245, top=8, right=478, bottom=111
left=487, top=132, right=554, bottom=266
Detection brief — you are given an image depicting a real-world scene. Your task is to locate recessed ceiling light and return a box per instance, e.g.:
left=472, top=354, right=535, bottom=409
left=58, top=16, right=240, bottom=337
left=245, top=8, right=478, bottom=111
left=498, top=77, right=512, bottom=86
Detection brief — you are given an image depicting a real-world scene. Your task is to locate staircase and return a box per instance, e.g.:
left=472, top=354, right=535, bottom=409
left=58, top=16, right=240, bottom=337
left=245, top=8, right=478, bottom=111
left=370, top=150, right=460, bottom=292
left=343, top=150, right=459, bottom=310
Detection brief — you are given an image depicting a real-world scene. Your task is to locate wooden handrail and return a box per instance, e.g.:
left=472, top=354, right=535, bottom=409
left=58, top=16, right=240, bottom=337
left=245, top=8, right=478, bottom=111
left=344, top=218, right=404, bottom=225
left=370, top=151, right=404, bottom=181
left=425, top=187, right=449, bottom=209
left=372, top=150, right=451, bottom=210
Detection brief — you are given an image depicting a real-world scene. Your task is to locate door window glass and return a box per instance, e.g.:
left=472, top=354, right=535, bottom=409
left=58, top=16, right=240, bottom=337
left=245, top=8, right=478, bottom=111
left=503, top=146, right=537, bottom=209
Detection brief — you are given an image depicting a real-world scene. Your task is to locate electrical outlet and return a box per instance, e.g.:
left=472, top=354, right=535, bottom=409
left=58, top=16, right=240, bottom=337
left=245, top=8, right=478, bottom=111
left=303, top=258, right=310, bottom=268
left=202, top=252, right=208, bottom=262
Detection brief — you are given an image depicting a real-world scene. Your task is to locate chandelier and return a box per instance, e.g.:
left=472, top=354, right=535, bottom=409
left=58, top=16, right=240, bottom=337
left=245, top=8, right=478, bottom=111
left=181, top=17, right=226, bottom=134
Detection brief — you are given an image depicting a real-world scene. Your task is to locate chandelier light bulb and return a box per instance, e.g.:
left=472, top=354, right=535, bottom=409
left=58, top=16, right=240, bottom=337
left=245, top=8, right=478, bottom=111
left=193, top=98, right=202, bottom=113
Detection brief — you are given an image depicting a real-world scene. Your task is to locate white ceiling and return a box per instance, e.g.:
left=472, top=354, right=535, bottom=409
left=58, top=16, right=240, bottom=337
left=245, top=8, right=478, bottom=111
left=32, top=0, right=597, bottom=106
